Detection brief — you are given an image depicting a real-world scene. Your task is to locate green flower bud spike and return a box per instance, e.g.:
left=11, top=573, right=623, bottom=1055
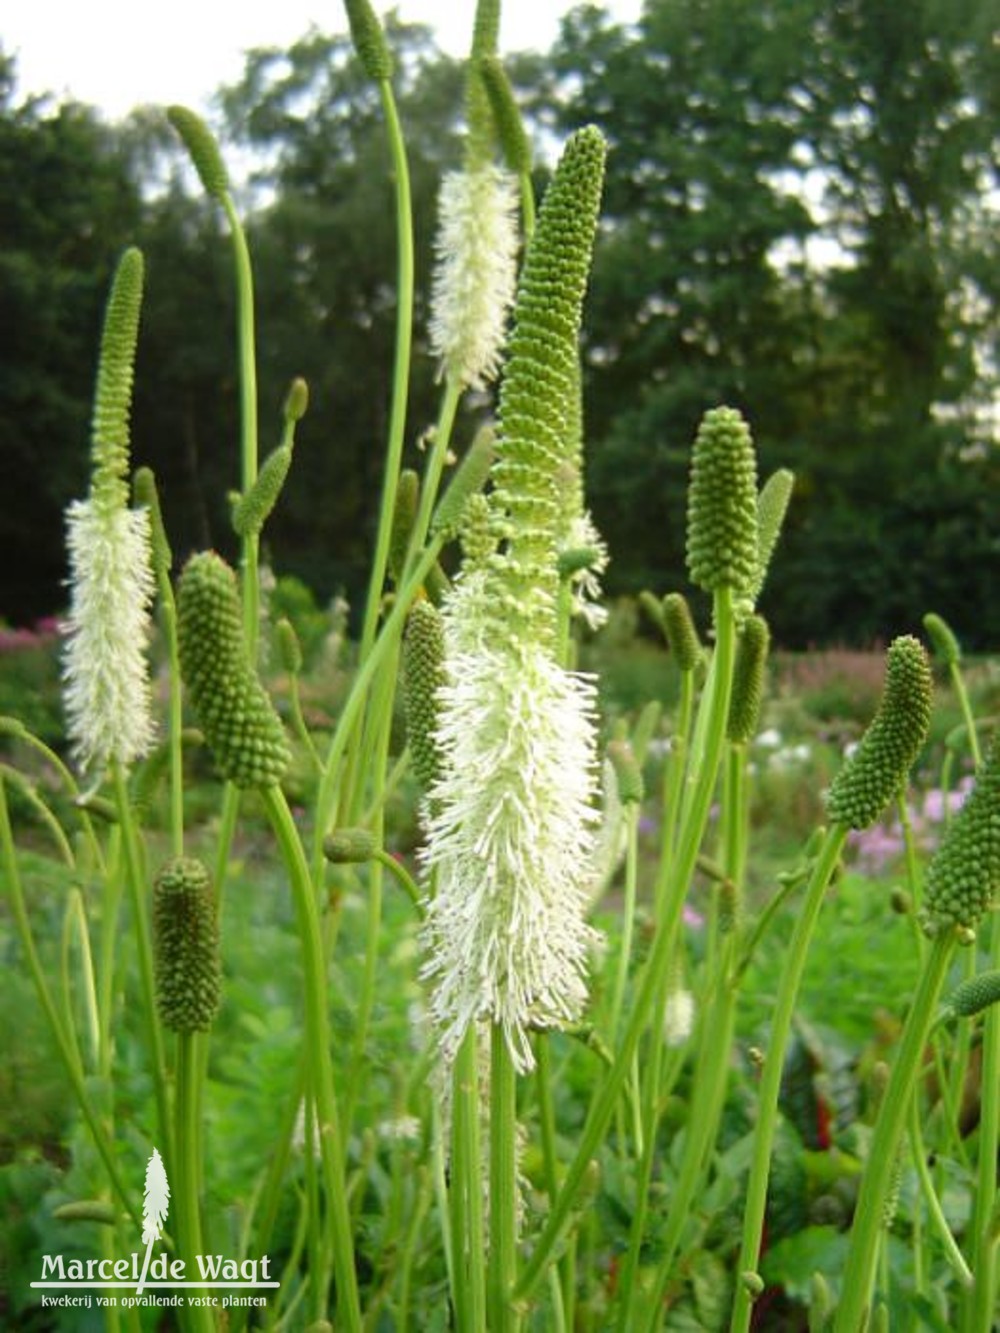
left=342, top=0, right=394, bottom=81
left=431, top=426, right=496, bottom=541
left=922, top=611, right=961, bottom=667
left=276, top=618, right=303, bottom=676
left=323, top=828, right=378, bottom=864
left=686, top=406, right=759, bottom=597
left=639, top=590, right=668, bottom=638
left=492, top=125, right=606, bottom=644
left=941, top=969, right=1000, bottom=1021
left=608, top=738, right=644, bottom=806
left=90, top=247, right=144, bottom=513
left=133, top=467, right=173, bottom=578
left=403, top=599, right=447, bottom=794
left=479, top=54, right=533, bottom=177
left=389, top=469, right=420, bottom=583
left=177, top=552, right=290, bottom=790
left=153, top=857, right=221, bottom=1032
left=662, top=592, right=701, bottom=673
left=232, top=444, right=292, bottom=538
left=728, top=614, right=770, bottom=745
left=921, top=731, right=1000, bottom=934
left=825, top=636, right=932, bottom=831
left=747, top=468, right=794, bottom=611
left=283, top=376, right=309, bottom=424
left=166, top=106, right=229, bottom=201
left=459, top=492, right=496, bottom=570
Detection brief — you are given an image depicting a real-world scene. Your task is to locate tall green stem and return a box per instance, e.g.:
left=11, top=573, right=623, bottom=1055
left=261, top=785, right=361, bottom=1332
left=451, top=1025, right=486, bottom=1332
left=175, top=1033, right=215, bottom=1333
left=489, top=1024, right=520, bottom=1333
left=964, top=907, right=1000, bottom=1332
left=730, top=824, right=848, bottom=1333
left=834, top=935, right=954, bottom=1332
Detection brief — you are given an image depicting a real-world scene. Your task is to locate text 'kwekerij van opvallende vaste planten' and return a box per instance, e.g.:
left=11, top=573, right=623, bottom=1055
left=2, top=1, right=999, bottom=1329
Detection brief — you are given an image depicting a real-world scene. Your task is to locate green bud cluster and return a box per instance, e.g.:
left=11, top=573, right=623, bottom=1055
left=91, top=248, right=144, bottom=512
left=747, top=468, right=794, bottom=610
left=479, top=54, right=532, bottom=176
left=608, top=738, right=644, bottom=806
left=728, top=614, right=770, bottom=744
left=323, top=827, right=378, bottom=864
left=686, top=407, right=759, bottom=596
left=342, top=0, right=394, bottom=81
left=492, top=126, right=606, bottom=639
left=922, top=612, right=961, bottom=667
left=390, top=469, right=420, bottom=582
left=459, top=493, right=496, bottom=569
left=177, top=552, right=290, bottom=789
left=232, top=445, right=292, bottom=538
left=153, top=857, right=221, bottom=1032
left=942, top=968, right=1000, bottom=1020
left=662, top=592, right=701, bottom=672
left=921, top=733, right=1000, bottom=933
left=825, top=636, right=932, bottom=831
left=403, top=599, right=447, bottom=793
left=431, top=427, right=496, bottom=541
left=166, top=107, right=229, bottom=200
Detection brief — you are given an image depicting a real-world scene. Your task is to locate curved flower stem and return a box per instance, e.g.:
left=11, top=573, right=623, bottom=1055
left=356, top=80, right=414, bottom=671
left=833, top=934, right=954, bottom=1333
left=908, top=1098, right=972, bottom=1287
left=730, top=823, right=848, bottom=1333
left=609, top=804, right=640, bottom=1043
left=1, top=777, right=139, bottom=1228
left=261, top=784, right=361, bottom=1332
left=406, top=378, right=462, bottom=573
left=654, top=667, right=695, bottom=920
left=515, top=586, right=737, bottom=1306
left=949, top=660, right=982, bottom=771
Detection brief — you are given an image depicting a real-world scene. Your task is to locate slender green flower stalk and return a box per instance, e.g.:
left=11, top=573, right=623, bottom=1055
left=62, top=248, right=155, bottom=780
left=421, top=126, right=606, bottom=1073
left=924, top=611, right=982, bottom=769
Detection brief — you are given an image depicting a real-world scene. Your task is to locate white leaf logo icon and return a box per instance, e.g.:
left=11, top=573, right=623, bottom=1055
left=137, top=1148, right=170, bottom=1293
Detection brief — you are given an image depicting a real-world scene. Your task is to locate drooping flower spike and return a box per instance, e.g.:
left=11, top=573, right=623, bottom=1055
left=62, top=247, right=156, bottom=778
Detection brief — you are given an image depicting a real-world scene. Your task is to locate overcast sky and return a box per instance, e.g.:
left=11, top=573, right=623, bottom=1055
left=3, top=1, right=642, bottom=120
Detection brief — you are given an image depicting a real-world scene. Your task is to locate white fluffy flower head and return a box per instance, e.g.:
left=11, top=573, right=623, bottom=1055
left=429, top=164, right=519, bottom=390
left=63, top=498, right=156, bottom=775
left=421, top=628, right=599, bottom=1073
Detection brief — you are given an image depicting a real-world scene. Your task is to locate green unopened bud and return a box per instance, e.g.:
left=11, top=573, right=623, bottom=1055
left=53, top=1200, right=117, bottom=1226
left=741, top=1271, right=765, bottom=1298
left=558, top=547, right=603, bottom=579
left=133, top=467, right=173, bottom=577
left=890, top=887, right=912, bottom=916
left=479, top=55, right=532, bottom=175
left=922, top=612, right=961, bottom=667
left=177, top=552, right=290, bottom=789
left=728, top=614, right=769, bottom=744
left=808, top=1271, right=832, bottom=1333
left=882, top=1153, right=903, bottom=1228
left=432, top=426, right=496, bottom=541
left=276, top=618, right=303, bottom=675
left=343, top=0, right=394, bottom=80
left=153, top=857, right=221, bottom=1032
left=639, top=590, right=667, bottom=637
left=91, top=247, right=144, bottom=509
left=283, top=377, right=309, bottom=423
left=686, top=407, right=759, bottom=596
left=921, top=732, right=1000, bottom=933
left=943, top=969, right=1000, bottom=1020
left=748, top=469, right=794, bottom=610
left=389, top=470, right=420, bottom=583
left=662, top=592, right=701, bottom=672
left=425, top=562, right=451, bottom=605
left=608, top=738, right=644, bottom=805
left=166, top=106, right=229, bottom=200
left=323, top=827, right=377, bottom=863
left=403, top=600, right=446, bottom=792
left=232, top=445, right=292, bottom=537
left=826, top=636, right=932, bottom=831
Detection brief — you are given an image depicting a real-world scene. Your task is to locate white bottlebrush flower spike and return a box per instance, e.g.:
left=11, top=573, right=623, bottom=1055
left=140, top=1146, right=170, bottom=1246
left=63, top=499, right=156, bottom=776
left=429, top=164, right=519, bottom=390
left=421, top=628, right=599, bottom=1073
